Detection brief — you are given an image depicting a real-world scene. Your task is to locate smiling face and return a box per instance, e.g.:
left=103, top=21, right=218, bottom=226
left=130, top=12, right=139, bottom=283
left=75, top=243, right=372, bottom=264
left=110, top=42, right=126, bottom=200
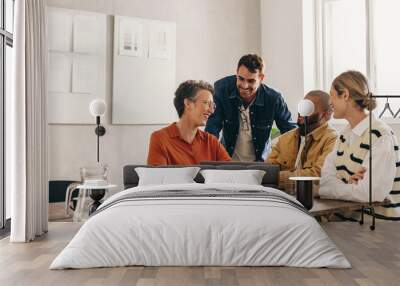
left=183, top=89, right=215, bottom=127
left=329, top=71, right=377, bottom=120
left=236, top=65, right=264, bottom=99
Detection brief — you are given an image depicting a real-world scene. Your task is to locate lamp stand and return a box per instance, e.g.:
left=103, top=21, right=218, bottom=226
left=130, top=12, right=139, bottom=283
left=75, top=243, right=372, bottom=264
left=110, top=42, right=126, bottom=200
left=89, top=116, right=107, bottom=214
left=303, top=116, right=308, bottom=158
left=94, top=116, right=106, bottom=163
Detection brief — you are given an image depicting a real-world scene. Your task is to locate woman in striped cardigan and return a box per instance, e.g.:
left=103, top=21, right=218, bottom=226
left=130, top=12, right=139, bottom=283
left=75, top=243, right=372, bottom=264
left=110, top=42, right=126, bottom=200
left=319, top=70, right=400, bottom=220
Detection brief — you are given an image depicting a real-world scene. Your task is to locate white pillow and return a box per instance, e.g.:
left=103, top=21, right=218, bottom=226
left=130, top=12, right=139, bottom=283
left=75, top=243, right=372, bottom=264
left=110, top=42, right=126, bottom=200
left=200, top=169, right=266, bottom=185
left=135, top=167, right=200, bottom=186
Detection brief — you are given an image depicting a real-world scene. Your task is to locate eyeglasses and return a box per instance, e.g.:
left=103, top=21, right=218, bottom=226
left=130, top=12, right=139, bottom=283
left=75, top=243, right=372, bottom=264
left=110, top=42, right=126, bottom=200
left=194, top=99, right=216, bottom=111
left=239, top=106, right=250, bottom=131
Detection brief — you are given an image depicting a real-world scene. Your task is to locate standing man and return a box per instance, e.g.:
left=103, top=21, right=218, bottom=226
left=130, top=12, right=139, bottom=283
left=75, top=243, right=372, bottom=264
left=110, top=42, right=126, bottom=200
left=205, top=54, right=297, bottom=161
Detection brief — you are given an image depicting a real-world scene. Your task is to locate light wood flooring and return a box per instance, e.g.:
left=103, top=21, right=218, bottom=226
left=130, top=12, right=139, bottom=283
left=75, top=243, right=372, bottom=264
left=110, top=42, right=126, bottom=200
left=1, top=218, right=399, bottom=285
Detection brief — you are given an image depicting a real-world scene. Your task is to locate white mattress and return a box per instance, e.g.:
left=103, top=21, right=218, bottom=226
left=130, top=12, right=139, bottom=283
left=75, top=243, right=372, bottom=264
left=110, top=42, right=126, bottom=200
left=50, top=183, right=351, bottom=269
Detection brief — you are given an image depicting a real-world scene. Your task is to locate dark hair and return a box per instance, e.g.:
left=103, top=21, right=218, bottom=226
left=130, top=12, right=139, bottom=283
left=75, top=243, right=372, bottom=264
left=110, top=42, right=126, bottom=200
left=332, top=70, right=376, bottom=111
left=305, top=90, right=331, bottom=112
left=237, top=54, right=264, bottom=73
left=173, top=80, right=214, bottom=118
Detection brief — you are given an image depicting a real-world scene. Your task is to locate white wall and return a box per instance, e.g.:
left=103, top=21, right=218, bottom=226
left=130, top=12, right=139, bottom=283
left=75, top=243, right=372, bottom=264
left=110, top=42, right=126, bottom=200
left=47, top=0, right=261, bottom=190
left=302, top=0, right=317, bottom=93
left=260, top=0, right=305, bottom=116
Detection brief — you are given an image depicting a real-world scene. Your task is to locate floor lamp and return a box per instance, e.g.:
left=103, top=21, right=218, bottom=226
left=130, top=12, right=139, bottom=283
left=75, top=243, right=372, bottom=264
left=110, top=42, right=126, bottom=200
left=88, top=99, right=107, bottom=214
left=290, top=99, right=316, bottom=210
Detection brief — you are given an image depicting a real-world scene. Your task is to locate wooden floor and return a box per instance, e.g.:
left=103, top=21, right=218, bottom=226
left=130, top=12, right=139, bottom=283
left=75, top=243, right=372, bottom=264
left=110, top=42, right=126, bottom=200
left=0, top=220, right=399, bottom=286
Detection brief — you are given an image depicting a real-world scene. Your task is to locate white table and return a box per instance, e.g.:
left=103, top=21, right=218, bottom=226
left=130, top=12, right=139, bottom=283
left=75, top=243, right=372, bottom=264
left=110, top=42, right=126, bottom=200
left=73, top=184, right=117, bottom=222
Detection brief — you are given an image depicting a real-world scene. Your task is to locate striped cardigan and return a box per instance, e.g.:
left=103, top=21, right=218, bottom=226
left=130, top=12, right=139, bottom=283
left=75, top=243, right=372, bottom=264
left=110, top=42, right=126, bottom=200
left=335, top=121, right=400, bottom=220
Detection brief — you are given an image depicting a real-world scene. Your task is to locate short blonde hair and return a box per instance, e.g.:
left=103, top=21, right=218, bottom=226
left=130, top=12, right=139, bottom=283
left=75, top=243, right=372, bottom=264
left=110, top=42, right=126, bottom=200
left=332, top=70, right=376, bottom=111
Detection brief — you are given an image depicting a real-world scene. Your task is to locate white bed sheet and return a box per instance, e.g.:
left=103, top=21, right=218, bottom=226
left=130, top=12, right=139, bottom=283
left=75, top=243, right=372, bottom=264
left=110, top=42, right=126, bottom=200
left=50, top=183, right=351, bottom=269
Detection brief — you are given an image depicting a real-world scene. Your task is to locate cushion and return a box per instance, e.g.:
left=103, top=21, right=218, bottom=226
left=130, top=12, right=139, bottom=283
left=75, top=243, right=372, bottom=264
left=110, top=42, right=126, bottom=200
left=200, top=169, right=266, bottom=185
left=123, top=164, right=279, bottom=189
left=135, top=167, right=201, bottom=186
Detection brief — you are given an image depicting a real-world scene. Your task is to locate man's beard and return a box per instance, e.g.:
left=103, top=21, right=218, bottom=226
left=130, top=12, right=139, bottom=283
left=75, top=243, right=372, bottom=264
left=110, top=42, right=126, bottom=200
left=297, top=113, right=321, bottom=136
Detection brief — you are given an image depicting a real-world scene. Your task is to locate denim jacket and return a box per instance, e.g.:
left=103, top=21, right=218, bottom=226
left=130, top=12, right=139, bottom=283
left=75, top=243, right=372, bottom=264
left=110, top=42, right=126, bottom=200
left=205, top=75, right=297, bottom=161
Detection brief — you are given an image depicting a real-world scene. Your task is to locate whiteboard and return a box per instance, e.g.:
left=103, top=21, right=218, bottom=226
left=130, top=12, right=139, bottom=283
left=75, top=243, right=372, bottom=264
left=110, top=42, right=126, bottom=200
left=47, top=8, right=106, bottom=124
left=112, top=16, right=177, bottom=124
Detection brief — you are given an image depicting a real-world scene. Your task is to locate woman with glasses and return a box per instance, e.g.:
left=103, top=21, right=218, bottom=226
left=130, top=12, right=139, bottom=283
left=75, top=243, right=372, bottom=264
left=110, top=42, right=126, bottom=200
left=147, top=80, right=231, bottom=165
left=318, top=70, right=400, bottom=220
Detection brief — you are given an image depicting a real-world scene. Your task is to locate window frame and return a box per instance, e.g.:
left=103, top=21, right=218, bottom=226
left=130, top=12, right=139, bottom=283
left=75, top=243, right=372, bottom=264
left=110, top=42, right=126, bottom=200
left=315, top=0, right=400, bottom=124
left=315, top=0, right=371, bottom=91
left=0, top=0, right=13, bottom=231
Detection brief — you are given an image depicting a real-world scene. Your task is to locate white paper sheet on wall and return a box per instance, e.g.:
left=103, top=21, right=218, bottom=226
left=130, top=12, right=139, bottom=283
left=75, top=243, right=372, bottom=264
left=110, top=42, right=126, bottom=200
left=73, top=15, right=98, bottom=53
left=119, top=18, right=143, bottom=57
left=48, top=53, right=72, bottom=93
left=72, top=56, right=97, bottom=94
left=149, top=23, right=172, bottom=60
left=48, top=11, right=72, bottom=52
left=47, top=7, right=106, bottom=124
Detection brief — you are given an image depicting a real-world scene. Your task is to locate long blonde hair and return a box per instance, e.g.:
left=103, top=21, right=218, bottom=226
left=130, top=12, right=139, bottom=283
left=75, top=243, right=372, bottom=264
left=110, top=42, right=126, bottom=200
left=332, top=70, right=376, bottom=111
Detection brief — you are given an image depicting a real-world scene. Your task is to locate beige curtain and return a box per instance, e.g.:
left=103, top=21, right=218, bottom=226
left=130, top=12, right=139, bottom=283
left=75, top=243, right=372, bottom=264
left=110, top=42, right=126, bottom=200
left=9, top=0, right=48, bottom=242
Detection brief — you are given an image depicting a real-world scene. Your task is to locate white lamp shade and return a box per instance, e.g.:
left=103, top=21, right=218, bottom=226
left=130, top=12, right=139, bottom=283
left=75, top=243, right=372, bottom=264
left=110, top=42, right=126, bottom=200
left=89, top=99, right=106, bottom=117
left=297, top=99, right=315, bottom=116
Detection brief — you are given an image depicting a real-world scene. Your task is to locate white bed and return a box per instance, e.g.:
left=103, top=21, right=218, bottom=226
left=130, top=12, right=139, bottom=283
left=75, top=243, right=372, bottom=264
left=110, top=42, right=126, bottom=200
left=50, top=183, right=351, bottom=269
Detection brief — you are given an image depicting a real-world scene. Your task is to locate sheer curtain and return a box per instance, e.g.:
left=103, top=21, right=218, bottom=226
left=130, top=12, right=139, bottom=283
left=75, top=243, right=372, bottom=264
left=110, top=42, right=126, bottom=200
left=8, top=0, right=48, bottom=242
